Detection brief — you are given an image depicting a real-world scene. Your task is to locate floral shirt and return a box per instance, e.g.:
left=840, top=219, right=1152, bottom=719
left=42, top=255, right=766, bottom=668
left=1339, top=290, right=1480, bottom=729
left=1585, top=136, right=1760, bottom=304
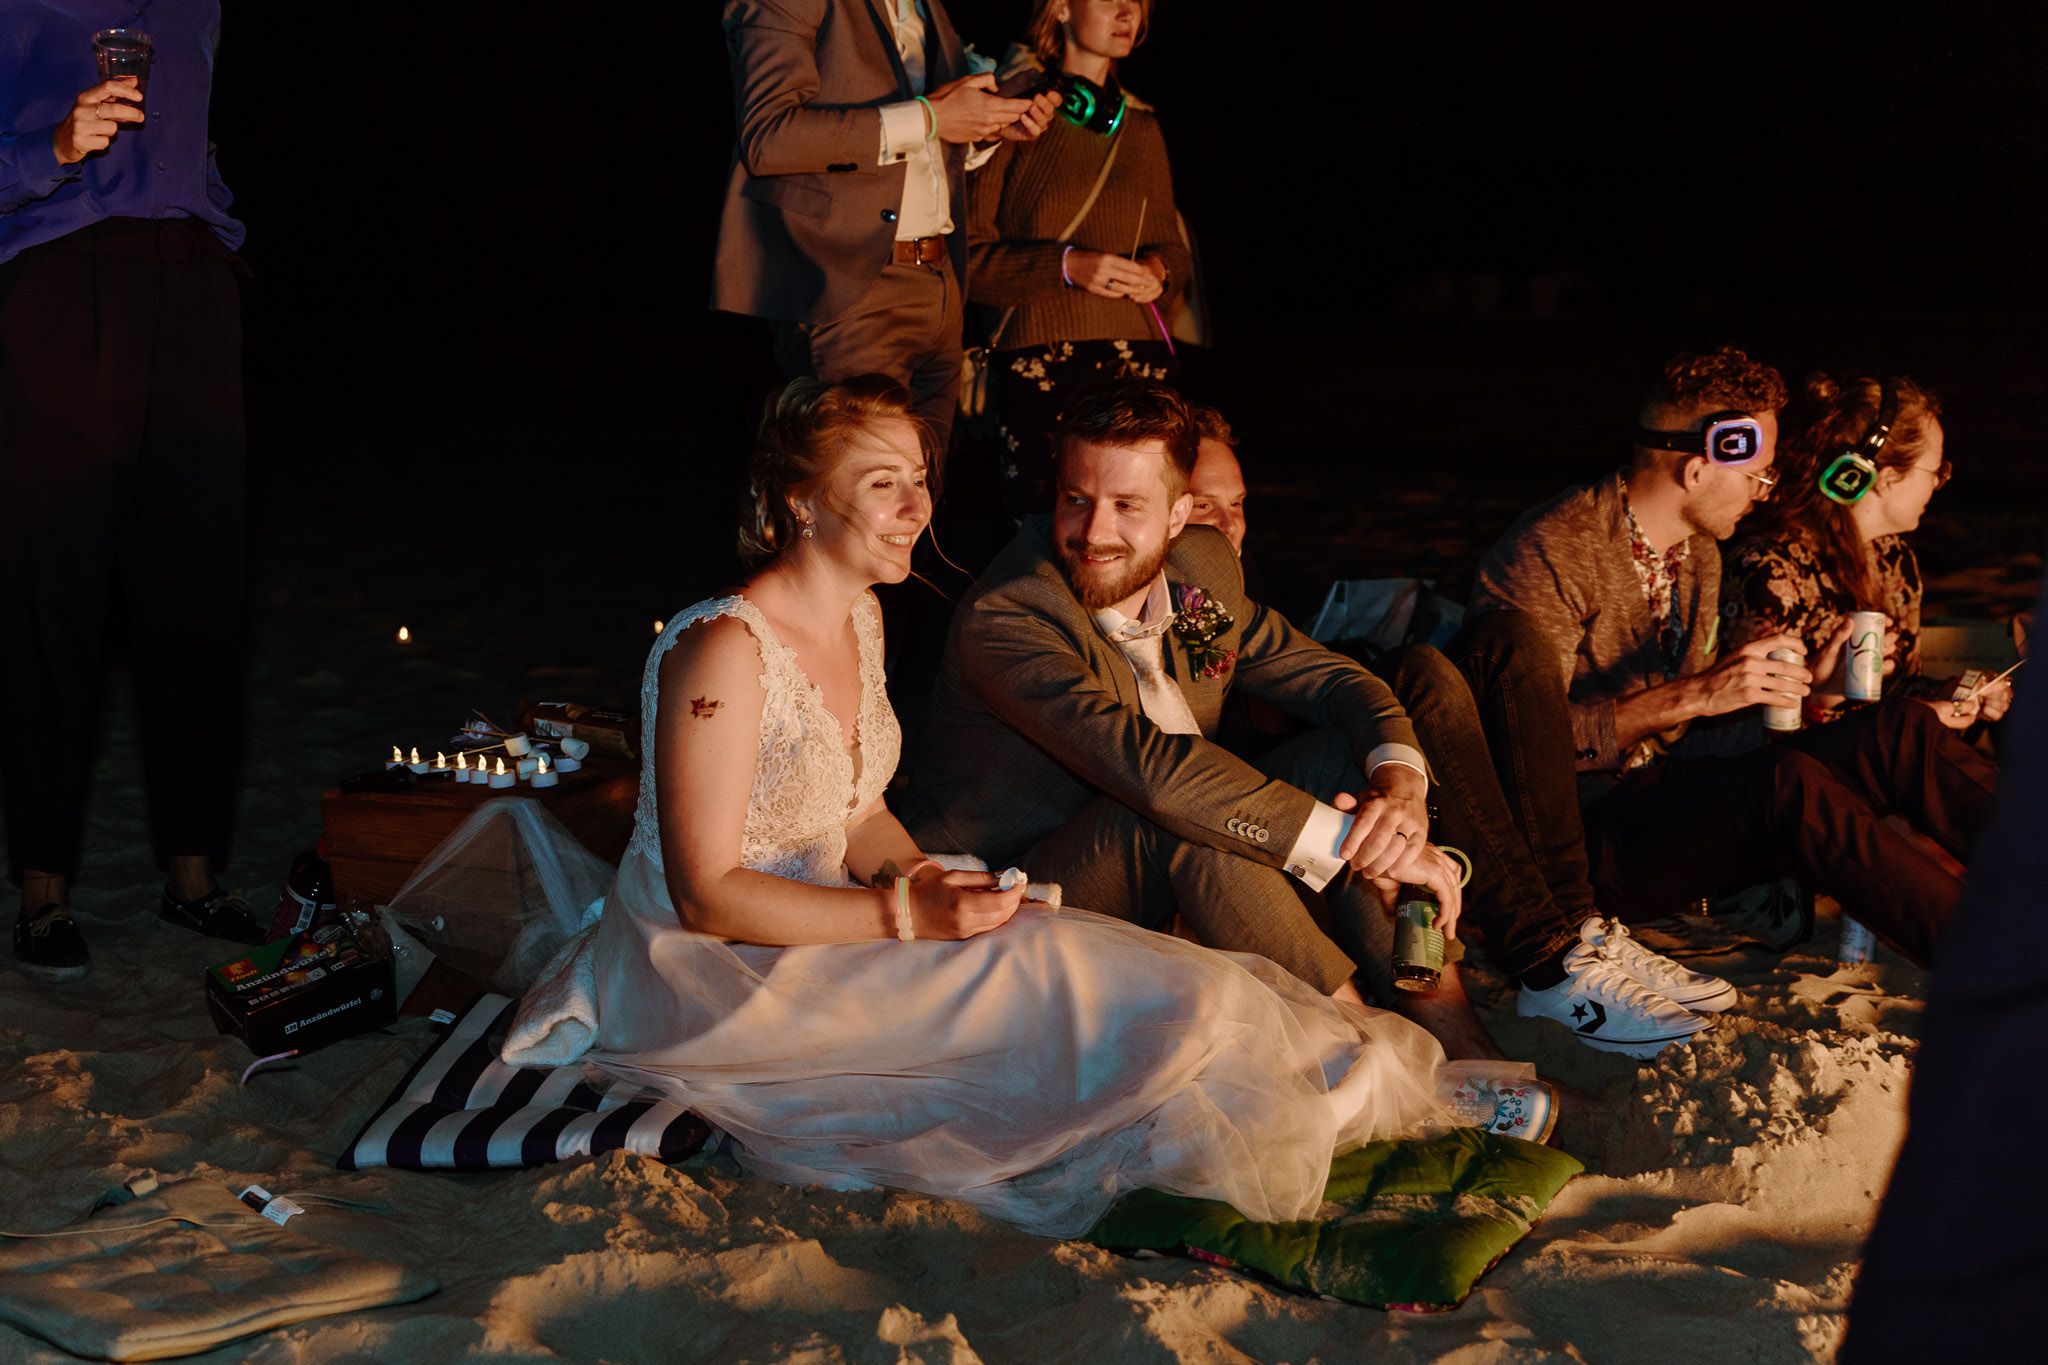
left=1620, top=488, right=1691, bottom=768
left=1720, top=531, right=1922, bottom=725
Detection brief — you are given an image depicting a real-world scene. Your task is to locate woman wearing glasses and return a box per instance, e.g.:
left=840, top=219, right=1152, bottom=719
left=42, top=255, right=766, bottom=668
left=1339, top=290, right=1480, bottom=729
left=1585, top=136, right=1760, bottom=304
left=1720, top=373, right=2010, bottom=729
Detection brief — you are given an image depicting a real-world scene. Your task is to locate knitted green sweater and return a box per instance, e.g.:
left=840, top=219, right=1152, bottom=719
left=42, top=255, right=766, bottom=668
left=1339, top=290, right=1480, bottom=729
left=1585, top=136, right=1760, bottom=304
left=964, top=98, right=1193, bottom=352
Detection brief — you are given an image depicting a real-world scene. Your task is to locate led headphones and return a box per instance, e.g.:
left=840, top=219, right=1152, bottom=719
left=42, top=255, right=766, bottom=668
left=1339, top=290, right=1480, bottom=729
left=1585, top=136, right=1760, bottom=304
left=1634, top=409, right=1765, bottom=466
left=1056, top=73, right=1127, bottom=136
left=1817, top=384, right=1899, bottom=505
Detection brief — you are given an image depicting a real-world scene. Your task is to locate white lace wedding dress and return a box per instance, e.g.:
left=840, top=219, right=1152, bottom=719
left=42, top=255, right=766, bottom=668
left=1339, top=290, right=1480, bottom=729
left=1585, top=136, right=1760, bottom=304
left=575, top=592, right=1460, bottom=1238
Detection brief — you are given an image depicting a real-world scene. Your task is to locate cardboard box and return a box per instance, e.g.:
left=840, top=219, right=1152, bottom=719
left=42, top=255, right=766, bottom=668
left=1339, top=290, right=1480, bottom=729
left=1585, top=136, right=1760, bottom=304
left=319, top=756, right=638, bottom=906
left=206, top=926, right=397, bottom=1056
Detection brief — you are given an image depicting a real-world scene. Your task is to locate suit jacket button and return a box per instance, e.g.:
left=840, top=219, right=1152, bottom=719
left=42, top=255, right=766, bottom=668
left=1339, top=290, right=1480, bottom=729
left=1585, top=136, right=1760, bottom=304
left=1226, top=818, right=1241, bottom=835
left=881, top=209, right=898, bottom=223
left=1255, top=828, right=1270, bottom=844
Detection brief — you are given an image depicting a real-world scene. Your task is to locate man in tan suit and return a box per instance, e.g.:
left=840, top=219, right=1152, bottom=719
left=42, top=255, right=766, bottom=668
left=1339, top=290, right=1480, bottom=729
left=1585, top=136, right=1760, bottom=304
left=903, top=381, right=1480, bottom=1029
left=715, top=0, right=1053, bottom=466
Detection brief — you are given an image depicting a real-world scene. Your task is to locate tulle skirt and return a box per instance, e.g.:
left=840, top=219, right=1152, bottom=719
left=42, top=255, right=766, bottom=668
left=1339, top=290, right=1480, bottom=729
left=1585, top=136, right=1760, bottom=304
left=583, top=852, right=1454, bottom=1239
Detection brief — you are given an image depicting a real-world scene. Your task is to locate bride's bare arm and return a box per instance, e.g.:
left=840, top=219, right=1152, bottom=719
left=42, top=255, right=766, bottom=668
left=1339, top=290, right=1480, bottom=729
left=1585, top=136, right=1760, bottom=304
left=654, top=620, right=1022, bottom=943
left=843, top=791, right=924, bottom=889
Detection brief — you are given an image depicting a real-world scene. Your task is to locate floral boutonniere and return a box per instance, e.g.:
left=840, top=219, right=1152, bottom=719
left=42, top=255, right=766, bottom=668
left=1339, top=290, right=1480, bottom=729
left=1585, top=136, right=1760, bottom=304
left=1172, top=584, right=1237, bottom=680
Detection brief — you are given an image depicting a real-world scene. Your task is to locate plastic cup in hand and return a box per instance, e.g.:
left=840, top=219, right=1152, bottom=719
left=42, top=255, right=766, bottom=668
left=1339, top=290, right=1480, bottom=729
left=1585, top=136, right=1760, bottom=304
left=93, top=29, right=154, bottom=108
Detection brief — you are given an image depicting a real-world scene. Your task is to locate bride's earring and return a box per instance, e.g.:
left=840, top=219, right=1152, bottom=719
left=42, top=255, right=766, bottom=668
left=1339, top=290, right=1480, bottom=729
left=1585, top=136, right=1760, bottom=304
left=800, top=516, right=816, bottom=541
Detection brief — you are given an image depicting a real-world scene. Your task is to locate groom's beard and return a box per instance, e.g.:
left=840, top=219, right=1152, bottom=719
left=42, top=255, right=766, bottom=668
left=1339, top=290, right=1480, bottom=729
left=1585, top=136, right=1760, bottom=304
left=1057, top=536, right=1169, bottom=610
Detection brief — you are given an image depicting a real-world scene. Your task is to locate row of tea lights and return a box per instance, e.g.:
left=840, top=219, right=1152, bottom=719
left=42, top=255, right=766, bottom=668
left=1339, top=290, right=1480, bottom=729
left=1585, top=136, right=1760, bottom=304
left=385, top=732, right=589, bottom=790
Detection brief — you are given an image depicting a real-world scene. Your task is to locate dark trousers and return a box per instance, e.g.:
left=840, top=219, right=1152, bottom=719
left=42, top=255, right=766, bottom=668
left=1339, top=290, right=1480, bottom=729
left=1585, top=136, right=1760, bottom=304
left=1025, top=729, right=1378, bottom=998
left=1376, top=610, right=1594, bottom=979
left=1582, top=697, right=1998, bottom=964
left=772, top=260, right=962, bottom=479
left=0, top=220, right=247, bottom=881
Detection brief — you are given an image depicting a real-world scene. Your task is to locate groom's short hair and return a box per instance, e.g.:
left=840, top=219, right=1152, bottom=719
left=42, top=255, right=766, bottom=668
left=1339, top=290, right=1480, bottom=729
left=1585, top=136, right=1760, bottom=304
left=1053, top=380, right=1200, bottom=497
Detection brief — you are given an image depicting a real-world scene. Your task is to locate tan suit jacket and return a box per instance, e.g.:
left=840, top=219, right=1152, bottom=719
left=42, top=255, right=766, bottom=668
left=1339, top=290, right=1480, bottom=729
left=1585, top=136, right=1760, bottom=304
left=903, top=520, right=1420, bottom=869
left=714, top=0, right=971, bottom=325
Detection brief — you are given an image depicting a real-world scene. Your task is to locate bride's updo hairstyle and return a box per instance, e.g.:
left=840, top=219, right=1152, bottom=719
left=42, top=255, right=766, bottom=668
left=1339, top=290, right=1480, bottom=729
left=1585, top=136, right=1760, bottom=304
left=738, top=374, right=931, bottom=568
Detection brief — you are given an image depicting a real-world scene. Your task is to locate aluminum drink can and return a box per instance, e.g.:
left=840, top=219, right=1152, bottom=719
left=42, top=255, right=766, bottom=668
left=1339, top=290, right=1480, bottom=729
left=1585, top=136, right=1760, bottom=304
left=1392, top=888, right=1445, bottom=993
left=1763, top=647, right=1804, bottom=731
left=1839, top=916, right=1877, bottom=963
left=1845, top=610, right=1887, bottom=701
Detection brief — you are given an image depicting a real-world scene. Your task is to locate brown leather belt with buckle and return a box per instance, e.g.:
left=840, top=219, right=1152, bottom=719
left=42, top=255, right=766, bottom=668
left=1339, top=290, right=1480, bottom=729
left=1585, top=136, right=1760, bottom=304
left=890, top=236, right=947, bottom=267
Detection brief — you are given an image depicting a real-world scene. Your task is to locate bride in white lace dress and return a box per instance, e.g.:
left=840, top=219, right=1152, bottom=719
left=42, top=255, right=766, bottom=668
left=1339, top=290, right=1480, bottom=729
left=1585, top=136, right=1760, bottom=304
left=575, top=376, right=1471, bottom=1238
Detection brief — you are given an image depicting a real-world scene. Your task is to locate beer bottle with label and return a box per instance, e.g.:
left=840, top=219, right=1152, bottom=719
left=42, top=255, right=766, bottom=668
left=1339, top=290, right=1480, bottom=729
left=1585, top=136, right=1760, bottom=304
left=1392, top=885, right=1445, bottom=993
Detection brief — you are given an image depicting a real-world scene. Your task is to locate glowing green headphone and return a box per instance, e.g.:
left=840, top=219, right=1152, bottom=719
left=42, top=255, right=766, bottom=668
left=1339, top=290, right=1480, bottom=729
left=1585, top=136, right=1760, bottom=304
left=1818, top=384, right=1899, bottom=504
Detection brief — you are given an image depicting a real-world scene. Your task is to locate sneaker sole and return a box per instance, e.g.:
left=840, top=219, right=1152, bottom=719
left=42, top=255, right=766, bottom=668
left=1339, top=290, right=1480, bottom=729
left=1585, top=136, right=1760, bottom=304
left=1567, top=1028, right=1709, bottom=1059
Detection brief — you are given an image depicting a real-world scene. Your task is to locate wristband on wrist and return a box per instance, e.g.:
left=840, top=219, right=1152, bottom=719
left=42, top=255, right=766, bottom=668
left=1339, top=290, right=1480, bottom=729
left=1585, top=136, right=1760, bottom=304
left=915, top=95, right=936, bottom=141
left=901, top=858, right=945, bottom=882
left=894, top=876, right=916, bottom=941
left=1061, top=245, right=1076, bottom=288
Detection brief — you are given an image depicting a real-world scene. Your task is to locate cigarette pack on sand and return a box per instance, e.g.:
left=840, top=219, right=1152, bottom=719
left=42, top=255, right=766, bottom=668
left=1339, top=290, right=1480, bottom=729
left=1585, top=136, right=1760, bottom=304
left=206, top=924, right=397, bottom=1057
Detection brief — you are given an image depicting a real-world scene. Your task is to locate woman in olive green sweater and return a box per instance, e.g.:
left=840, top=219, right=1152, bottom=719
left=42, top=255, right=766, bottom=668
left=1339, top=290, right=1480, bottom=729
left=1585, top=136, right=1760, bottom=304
left=967, top=0, right=1193, bottom=517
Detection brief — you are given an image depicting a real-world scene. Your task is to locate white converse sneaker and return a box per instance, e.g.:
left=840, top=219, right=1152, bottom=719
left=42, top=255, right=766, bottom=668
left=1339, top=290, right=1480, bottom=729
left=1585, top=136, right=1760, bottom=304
left=1582, top=916, right=1738, bottom=1013
left=1517, top=939, right=1709, bottom=1059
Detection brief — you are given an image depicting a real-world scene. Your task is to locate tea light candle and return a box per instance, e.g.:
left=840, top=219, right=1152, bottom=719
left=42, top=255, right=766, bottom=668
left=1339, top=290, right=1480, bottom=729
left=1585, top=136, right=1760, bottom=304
left=454, top=752, right=473, bottom=782
left=406, top=746, right=429, bottom=774
left=396, top=626, right=412, bottom=644
left=528, top=754, right=559, bottom=788
left=488, top=757, right=517, bottom=789
left=504, top=733, right=532, bottom=757
left=385, top=745, right=404, bottom=770
left=431, top=751, right=450, bottom=776
left=552, top=753, right=582, bottom=773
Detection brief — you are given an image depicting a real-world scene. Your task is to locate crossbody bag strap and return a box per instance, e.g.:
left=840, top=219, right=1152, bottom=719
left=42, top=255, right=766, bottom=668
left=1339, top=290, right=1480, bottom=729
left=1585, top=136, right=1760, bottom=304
left=987, top=129, right=1125, bottom=350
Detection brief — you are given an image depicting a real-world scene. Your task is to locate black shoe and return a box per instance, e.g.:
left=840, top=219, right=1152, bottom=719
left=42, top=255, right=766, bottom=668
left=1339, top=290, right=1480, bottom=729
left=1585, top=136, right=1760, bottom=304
left=14, top=904, right=92, bottom=982
left=159, top=886, right=267, bottom=945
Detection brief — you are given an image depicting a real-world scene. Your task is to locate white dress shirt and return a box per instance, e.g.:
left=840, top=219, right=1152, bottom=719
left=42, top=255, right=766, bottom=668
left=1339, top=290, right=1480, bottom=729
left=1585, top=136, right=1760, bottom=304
left=874, top=0, right=995, bottom=240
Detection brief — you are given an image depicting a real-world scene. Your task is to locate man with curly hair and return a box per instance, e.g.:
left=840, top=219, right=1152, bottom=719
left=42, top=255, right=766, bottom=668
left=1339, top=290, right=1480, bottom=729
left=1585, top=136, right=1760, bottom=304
left=1472, top=348, right=1994, bottom=994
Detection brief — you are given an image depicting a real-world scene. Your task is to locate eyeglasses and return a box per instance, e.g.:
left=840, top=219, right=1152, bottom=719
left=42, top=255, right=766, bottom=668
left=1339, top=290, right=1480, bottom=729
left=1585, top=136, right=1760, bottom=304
left=1917, top=460, right=1953, bottom=490
left=1740, top=466, right=1780, bottom=495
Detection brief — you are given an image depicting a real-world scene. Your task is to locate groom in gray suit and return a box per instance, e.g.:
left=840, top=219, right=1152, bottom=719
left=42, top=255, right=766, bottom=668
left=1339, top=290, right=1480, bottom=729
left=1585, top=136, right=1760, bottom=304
left=715, top=0, right=1053, bottom=465
left=903, top=381, right=1474, bottom=1024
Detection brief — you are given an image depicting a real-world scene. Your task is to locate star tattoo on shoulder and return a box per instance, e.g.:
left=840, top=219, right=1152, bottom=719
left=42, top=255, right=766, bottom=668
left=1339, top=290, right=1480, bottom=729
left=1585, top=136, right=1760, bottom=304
left=690, top=696, right=723, bottom=720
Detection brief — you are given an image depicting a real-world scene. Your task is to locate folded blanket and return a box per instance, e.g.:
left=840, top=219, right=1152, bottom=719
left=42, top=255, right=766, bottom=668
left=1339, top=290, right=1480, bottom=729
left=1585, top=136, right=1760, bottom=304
left=0, top=1179, right=435, bottom=1361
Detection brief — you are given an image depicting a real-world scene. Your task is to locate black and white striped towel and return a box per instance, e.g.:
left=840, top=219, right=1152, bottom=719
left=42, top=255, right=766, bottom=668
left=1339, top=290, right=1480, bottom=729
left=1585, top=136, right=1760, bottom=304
left=339, top=994, right=709, bottom=1171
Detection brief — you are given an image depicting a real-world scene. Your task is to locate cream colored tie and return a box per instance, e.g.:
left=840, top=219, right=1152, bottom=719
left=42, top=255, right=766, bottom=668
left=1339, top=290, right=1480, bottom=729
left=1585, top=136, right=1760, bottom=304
left=1119, top=629, right=1202, bottom=736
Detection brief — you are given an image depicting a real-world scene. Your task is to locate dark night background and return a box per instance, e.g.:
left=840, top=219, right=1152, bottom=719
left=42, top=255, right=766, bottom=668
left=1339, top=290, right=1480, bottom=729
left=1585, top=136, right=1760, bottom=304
left=207, top=0, right=2048, bottom=722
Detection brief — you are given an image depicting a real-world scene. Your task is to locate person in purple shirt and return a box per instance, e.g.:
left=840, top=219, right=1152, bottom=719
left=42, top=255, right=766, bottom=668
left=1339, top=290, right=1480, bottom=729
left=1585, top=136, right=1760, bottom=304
left=1, top=0, right=265, bottom=982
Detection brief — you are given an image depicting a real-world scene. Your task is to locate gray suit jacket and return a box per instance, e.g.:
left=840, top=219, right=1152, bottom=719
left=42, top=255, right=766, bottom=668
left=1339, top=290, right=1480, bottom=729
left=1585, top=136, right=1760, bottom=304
left=714, top=0, right=971, bottom=324
left=903, top=520, right=1420, bottom=869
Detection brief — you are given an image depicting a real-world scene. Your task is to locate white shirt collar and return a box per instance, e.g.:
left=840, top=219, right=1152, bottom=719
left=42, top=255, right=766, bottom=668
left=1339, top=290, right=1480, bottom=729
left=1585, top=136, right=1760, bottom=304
left=1092, top=573, right=1173, bottom=643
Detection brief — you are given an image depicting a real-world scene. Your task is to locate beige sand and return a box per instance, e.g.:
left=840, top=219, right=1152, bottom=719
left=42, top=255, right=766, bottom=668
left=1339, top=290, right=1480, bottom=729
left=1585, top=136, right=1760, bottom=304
left=2, top=859, right=1919, bottom=1364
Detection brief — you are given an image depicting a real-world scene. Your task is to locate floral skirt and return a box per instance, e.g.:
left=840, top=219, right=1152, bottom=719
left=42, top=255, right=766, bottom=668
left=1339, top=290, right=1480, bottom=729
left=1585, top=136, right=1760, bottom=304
left=991, top=338, right=1177, bottom=519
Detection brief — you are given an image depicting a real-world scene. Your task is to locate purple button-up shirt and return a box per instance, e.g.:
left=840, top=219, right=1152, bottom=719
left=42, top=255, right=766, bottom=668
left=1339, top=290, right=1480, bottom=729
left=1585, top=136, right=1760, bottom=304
left=0, top=0, right=243, bottom=263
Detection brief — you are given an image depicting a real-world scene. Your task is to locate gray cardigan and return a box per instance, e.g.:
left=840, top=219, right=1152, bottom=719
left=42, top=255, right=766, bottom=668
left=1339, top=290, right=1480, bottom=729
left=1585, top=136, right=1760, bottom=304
left=1470, top=472, right=1722, bottom=794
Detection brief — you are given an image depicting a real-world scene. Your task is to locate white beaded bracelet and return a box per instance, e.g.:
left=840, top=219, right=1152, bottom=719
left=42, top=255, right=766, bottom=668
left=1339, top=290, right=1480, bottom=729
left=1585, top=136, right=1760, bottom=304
left=894, top=876, right=915, bottom=942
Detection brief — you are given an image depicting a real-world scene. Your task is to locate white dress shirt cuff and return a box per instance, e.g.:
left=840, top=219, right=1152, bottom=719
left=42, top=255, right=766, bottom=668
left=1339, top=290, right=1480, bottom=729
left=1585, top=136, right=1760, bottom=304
left=1365, top=744, right=1429, bottom=789
left=1284, top=802, right=1354, bottom=893
left=879, top=100, right=927, bottom=164
left=963, top=141, right=998, bottom=172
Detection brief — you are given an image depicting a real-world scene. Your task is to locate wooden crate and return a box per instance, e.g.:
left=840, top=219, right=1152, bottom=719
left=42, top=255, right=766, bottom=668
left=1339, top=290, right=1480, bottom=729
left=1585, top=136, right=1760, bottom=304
left=320, top=757, right=640, bottom=906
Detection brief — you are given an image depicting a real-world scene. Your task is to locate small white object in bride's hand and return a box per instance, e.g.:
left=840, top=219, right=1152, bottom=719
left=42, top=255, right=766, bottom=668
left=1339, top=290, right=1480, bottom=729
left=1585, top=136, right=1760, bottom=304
left=998, top=867, right=1062, bottom=910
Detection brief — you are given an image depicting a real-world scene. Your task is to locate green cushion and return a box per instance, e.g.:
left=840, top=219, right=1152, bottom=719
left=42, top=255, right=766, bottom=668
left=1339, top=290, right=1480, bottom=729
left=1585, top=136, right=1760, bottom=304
left=1090, top=1129, right=1581, bottom=1310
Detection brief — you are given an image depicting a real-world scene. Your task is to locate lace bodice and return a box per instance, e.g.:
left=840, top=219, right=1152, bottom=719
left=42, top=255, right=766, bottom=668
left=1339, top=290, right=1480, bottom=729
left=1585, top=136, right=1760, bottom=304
left=626, top=593, right=899, bottom=888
